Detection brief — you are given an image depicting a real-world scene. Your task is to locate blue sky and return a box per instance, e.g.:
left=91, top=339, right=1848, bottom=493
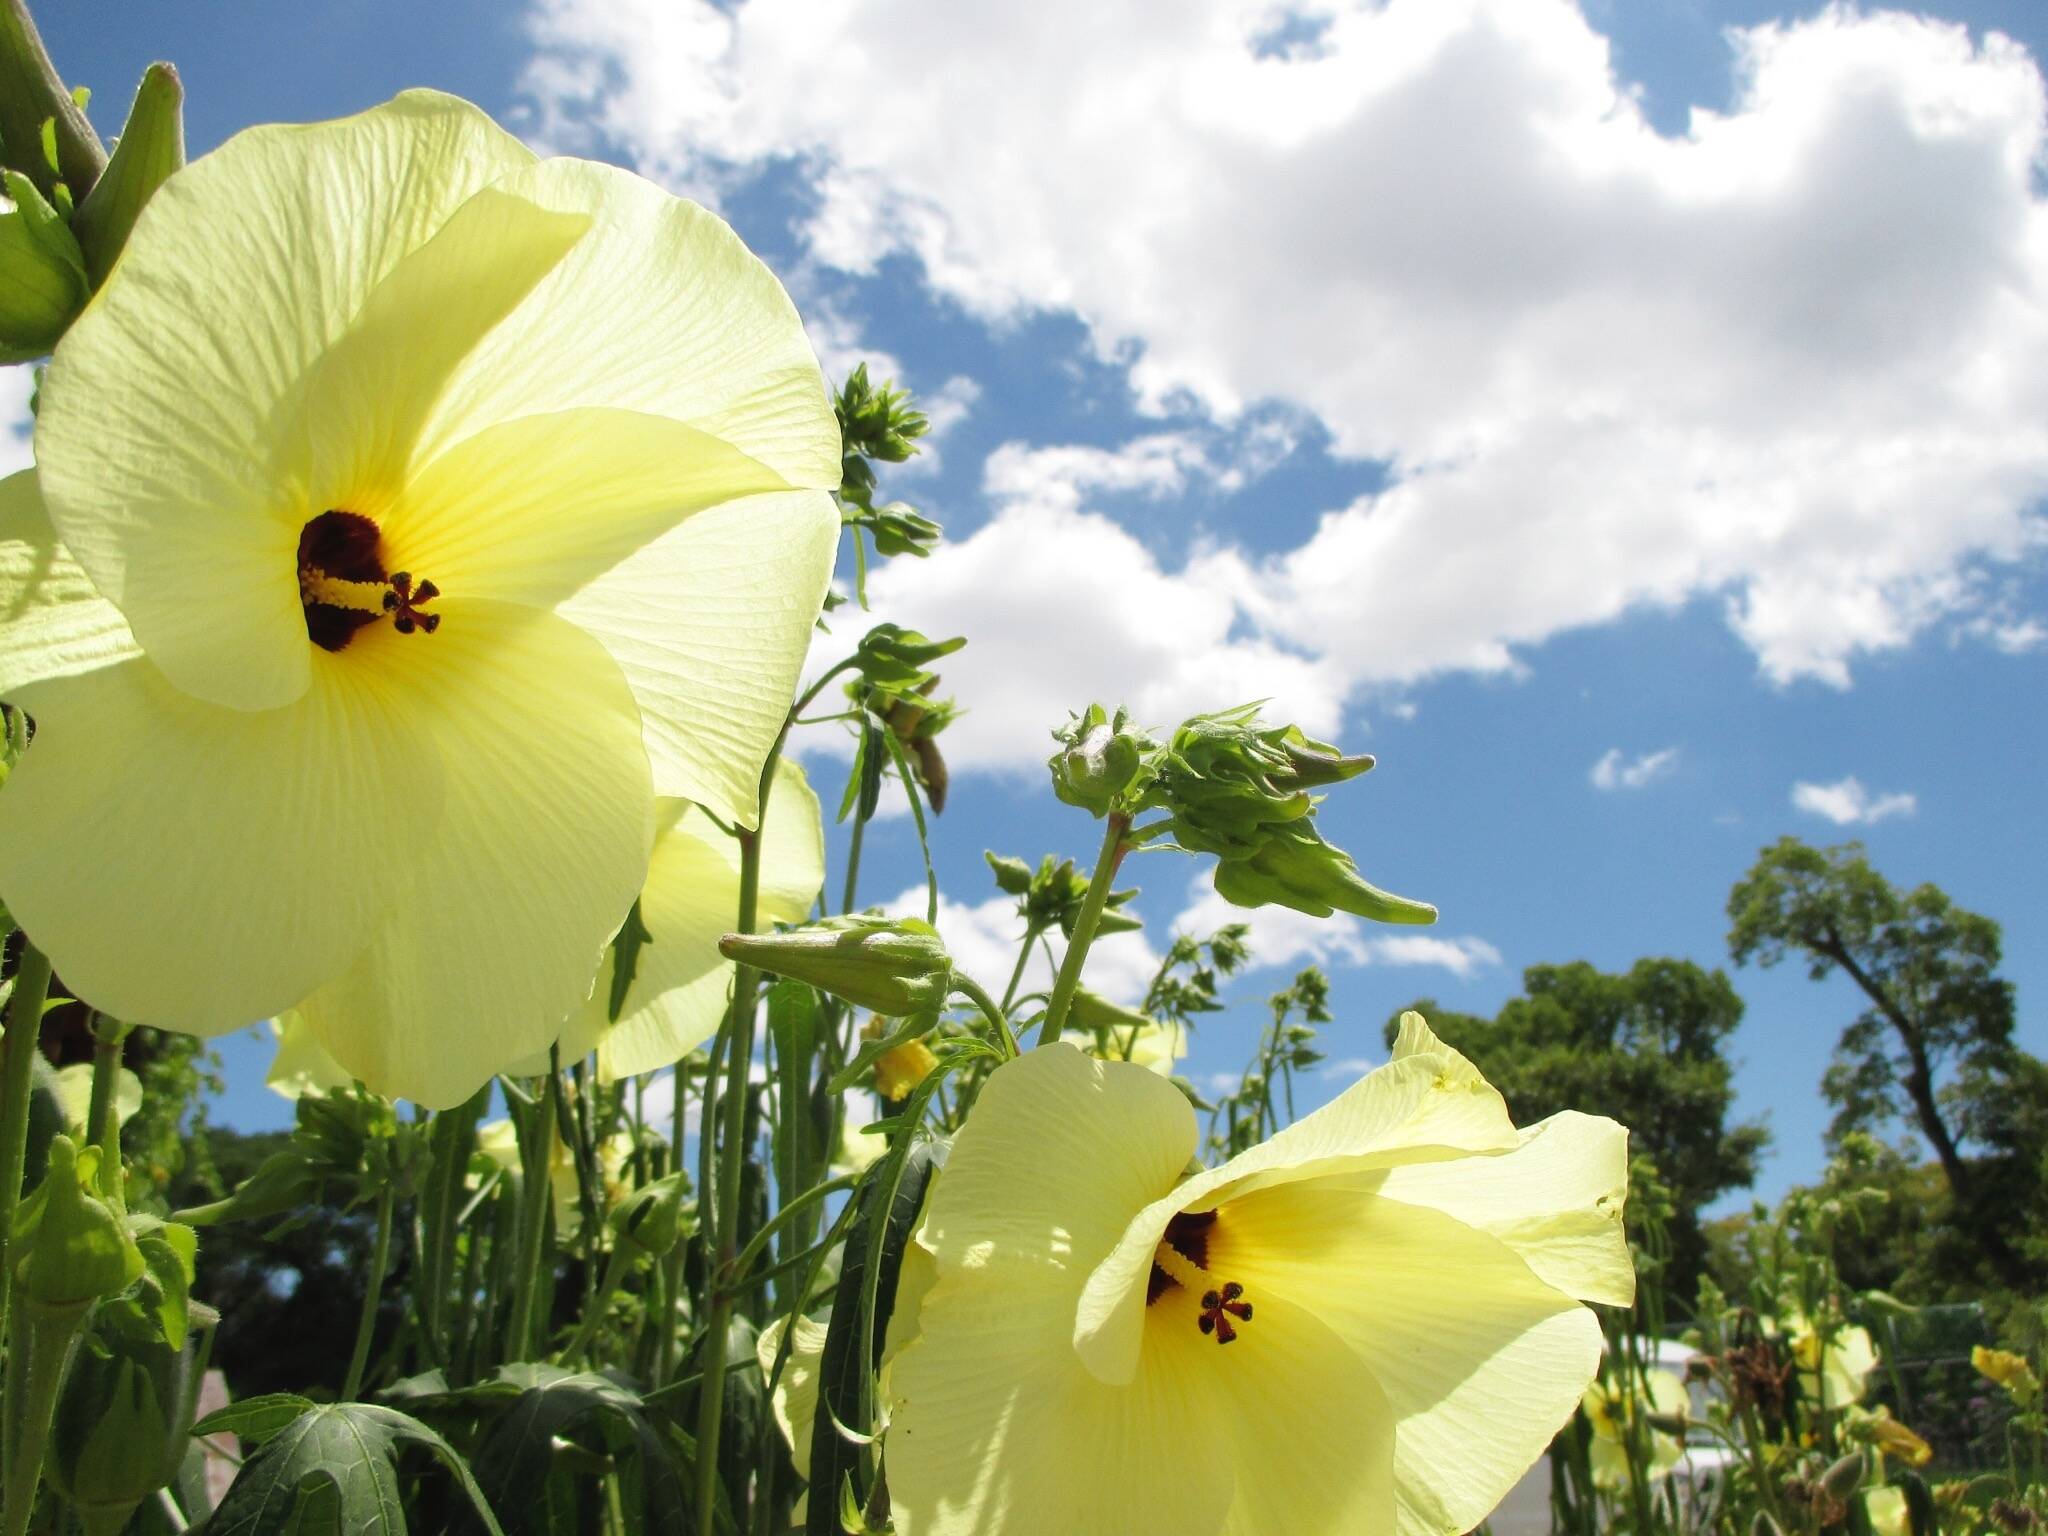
left=28, top=0, right=2048, bottom=1209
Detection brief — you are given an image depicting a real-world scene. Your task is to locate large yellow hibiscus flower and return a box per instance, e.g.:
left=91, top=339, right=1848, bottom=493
left=0, top=91, right=839, bottom=1105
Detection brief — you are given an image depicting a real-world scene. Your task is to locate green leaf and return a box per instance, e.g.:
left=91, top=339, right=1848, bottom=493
left=190, top=1394, right=317, bottom=1446
left=196, top=1403, right=504, bottom=1536
left=608, top=896, right=655, bottom=1022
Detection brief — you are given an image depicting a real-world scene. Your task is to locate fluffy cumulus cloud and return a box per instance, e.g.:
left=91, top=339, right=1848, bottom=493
left=880, top=885, right=1162, bottom=1007
left=1792, top=775, right=1918, bottom=824
left=527, top=0, right=2048, bottom=754
left=1173, top=872, right=1501, bottom=978
left=1591, top=746, right=1680, bottom=791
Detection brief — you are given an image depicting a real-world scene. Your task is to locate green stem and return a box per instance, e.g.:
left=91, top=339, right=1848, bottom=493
left=84, top=1013, right=128, bottom=1202
left=729, top=1173, right=855, bottom=1286
left=1038, top=814, right=1128, bottom=1046
left=950, top=975, right=1018, bottom=1059
left=560, top=1242, right=633, bottom=1366
left=504, top=1085, right=556, bottom=1363
left=840, top=809, right=867, bottom=917
left=692, top=741, right=779, bottom=1536
left=0, top=943, right=53, bottom=1349
left=999, top=923, right=1042, bottom=1015
left=1, top=1303, right=85, bottom=1536
left=342, top=1182, right=396, bottom=1400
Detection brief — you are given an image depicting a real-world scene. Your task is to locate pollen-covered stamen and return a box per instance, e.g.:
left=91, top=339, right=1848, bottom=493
left=1198, top=1282, right=1254, bottom=1345
left=382, top=571, right=441, bottom=636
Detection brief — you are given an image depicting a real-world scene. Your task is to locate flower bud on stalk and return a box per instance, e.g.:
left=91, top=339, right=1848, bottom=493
left=1049, top=704, right=1155, bottom=818
left=0, top=167, right=87, bottom=359
left=719, top=918, right=953, bottom=1018
left=70, top=62, right=184, bottom=285
left=610, top=1172, right=694, bottom=1261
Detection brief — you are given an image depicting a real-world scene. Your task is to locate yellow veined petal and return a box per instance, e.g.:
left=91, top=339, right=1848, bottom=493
left=289, top=188, right=589, bottom=519
left=886, top=1254, right=1232, bottom=1536
left=1215, top=1181, right=1601, bottom=1536
left=390, top=408, right=792, bottom=615
left=414, top=157, right=838, bottom=492
left=1076, top=1032, right=1517, bottom=1386
left=1213, top=1291, right=1397, bottom=1536
left=293, top=601, right=652, bottom=1108
left=0, top=469, right=138, bottom=695
left=1865, top=1486, right=1910, bottom=1536
left=264, top=1011, right=356, bottom=1100
left=0, top=652, right=439, bottom=1031
left=583, top=759, right=824, bottom=1081
left=35, top=91, right=533, bottom=712
left=756, top=1313, right=830, bottom=1463
left=50, top=1063, right=141, bottom=1135
left=1369, top=1109, right=1635, bottom=1306
left=915, top=1044, right=1195, bottom=1286
left=557, top=489, right=838, bottom=825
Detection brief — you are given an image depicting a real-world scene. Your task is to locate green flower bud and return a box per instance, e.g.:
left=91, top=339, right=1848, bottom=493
left=48, top=1312, right=195, bottom=1520
left=71, top=63, right=183, bottom=285
left=720, top=918, right=953, bottom=1017
left=855, top=622, right=966, bottom=685
left=1211, top=821, right=1437, bottom=925
left=866, top=501, right=941, bottom=559
left=609, top=1172, right=694, bottom=1259
left=984, top=851, right=1034, bottom=896
left=12, top=1136, right=144, bottom=1313
left=1049, top=704, right=1155, bottom=817
left=1821, top=1452, right=1868, bottom=1501
left=0, top=167, right=87, bottom=359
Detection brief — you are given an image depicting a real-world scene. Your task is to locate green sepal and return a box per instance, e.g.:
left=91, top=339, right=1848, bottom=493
left=722, top=918, right=953, bottom=1020
left=70, top=61, right=183, bottom=286
left=0, top=166, right=87, bottom=360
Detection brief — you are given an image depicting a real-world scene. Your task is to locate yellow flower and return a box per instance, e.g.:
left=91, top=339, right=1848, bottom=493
left=0, top=91, right=839, bottom=1107
left=884, top=1012, right=1634, bottom=1536
left=263, top=1011, right=357, bottom=1100
left=863, top=1017, right=940, bottom=1102
left=1583, top=1369, right=1688, bottom=1491
left=1974, top=1345, right=2041, bottom=1406
left=534, top=761, right=824, bottom=1082
left=1864, top=1485, right=1910, bottom=1536
left=1846, top=1404, right=1935, bottom=1468
left=474, top=1117, right=635, bottom=1242
left=1782, top=1311, right=1878, bottom=1411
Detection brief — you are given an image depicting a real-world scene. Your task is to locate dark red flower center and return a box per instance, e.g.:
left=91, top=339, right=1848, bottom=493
left=297, top=510, right=440, bottom=651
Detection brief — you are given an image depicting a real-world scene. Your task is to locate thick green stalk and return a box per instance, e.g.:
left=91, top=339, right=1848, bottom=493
left=1, top=1304, right=84, bottom=1536
left=840, top=808, right=867, bottom=916
left=1038, top=814, right=1128, bottom=1046
left=0, top=943, right=53, bottom=1346
left=342, top=1183, right=396, bottom=1400
left=83, top=1014, right=128, bottom=1201
left=692, top=747, right=777, bottom=1536
left=504, top=1091, right=556, bottom=1362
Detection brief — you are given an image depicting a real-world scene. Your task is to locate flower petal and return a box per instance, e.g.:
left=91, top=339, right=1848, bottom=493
left=587, top=759, right=824, bottom=1080
left=389, top=408, right=792, bottom=616
left=756, top=1313, right=830, bottom=1463
left=294, top=600, right=651, bottom=1108
left=415, top=157, right=838, bottom=492
left=0, top=653, right=438, bottom=1030
left=265, top=1010, right=356, bottom=1100
left=557, top=489, right=838, bottom=824
left=917, top=1044, right=1195, bottom=1283
left=0, top=469, right=138, bottom=695
left=1218, top=1182, right=1601, bottom=1536
left=35, top=91, right=532, bottom=712
left=1213, top=1292, right=1397, bottom=1536
left=1371, top=1110, right=1635, bottom=1307
left=887, top=1259, right=1231, bottom=1536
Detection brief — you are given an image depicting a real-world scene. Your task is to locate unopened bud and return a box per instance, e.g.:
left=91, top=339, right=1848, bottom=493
left=13, top=1136, right=144, bottom=1313
left=1821, top=1452, right=1867, bottom=1501
left=1049, top=704, right=1154, bottom=817
left=720, top=918, right=953, bottom=1017
left=0, top=168, right=87, bottom=359
left=71, top=63, right=183, bottom=285
left=609, top=1172, right=694, bottom=1259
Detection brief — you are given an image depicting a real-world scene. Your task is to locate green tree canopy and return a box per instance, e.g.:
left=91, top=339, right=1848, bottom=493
left=1726, top=835, right=2042, bottom=1290
left=1390, top=957, right=1768, bottom=1301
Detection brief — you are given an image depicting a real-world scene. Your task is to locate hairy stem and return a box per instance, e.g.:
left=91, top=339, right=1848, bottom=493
left=1038, top=814, right=1129, bottom=1046
left=0, top=943, right=53, bottom=1348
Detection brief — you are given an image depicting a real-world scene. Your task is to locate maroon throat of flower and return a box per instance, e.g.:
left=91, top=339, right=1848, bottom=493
left=1146, top=1209, right=1254, bottom=1345
left=298, top=509, right=441, bottom=652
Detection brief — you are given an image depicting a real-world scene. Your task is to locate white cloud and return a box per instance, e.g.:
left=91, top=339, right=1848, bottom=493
left=1172, top=872, right=1501, bottom=978
left=1320, top=1056, right=1380, bottom=1080
left=1791, top=775, right=1918, bottom=825
left=1591, top=745, right=1679, bottom=791
left=893, top=374, right=981, bottom=480
left=528, top=0, right=2048, bottom=699
left=0, top=366, right=33, bottom=476
left=881, top=884, right=1161, bottom=1006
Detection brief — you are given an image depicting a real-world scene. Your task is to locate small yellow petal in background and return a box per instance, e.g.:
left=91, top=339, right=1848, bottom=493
left=558, top=489, right=839, bottom=827
left=0, top=470, right=139, bottom=696
left=582, top=759, right=824, bottom=1082
left=756, top=1314, right=830, bottom=1463
left=264, top=1011, right=356, bottom=1101
left=293, top=601, right=651, bottom=1108
left=50, top=1062, right=141, bottom=1135
left=35, top=90, right=533, bottom=712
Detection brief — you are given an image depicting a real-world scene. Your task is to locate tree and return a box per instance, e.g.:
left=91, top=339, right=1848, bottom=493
left=1392, top=957, right=1768, bottom=1300
left=1726, top=836, right=2041, bottom=1289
